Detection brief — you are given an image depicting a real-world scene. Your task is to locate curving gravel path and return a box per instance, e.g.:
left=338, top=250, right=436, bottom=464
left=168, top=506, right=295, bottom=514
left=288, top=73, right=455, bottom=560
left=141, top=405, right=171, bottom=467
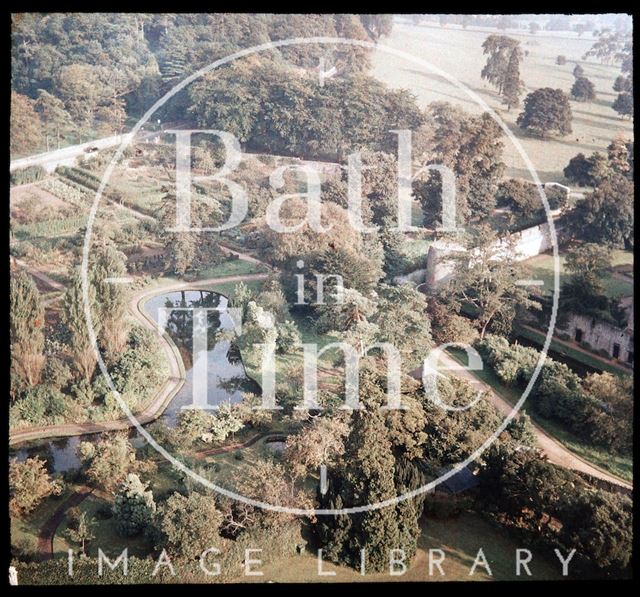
left=410, top=352, right=632, bottom=490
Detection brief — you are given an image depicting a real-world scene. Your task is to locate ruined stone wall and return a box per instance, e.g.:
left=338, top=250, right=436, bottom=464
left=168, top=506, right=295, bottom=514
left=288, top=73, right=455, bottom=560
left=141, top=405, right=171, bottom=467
left=558, top=313, right=634, bottom=363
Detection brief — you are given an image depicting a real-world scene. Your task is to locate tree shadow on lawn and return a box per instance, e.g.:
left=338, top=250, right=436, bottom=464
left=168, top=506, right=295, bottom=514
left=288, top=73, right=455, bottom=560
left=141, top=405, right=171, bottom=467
left=503, top=119, right=602, bottom=154
left=571, top=114, right=630, bottom=133
left=573, top=108, right=632, bottom=124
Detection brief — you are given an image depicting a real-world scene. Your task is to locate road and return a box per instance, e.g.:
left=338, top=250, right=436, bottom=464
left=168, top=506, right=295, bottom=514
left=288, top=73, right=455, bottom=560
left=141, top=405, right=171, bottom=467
left=410, top=352, right=632, bottom=490
left=9, top=128, right=173, bottom=174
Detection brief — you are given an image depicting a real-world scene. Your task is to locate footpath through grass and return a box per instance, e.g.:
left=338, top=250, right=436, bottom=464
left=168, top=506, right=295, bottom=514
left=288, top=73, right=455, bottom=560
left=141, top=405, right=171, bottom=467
left=446, top=347, right=632, bottom=483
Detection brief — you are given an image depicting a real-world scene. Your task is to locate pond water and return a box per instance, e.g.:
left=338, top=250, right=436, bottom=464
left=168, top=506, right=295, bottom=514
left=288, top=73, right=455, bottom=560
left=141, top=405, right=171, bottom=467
left=10, top=289, right=259, bottom=473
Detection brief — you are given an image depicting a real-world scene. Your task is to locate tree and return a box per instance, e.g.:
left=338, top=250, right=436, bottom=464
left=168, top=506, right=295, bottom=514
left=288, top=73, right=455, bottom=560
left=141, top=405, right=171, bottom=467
left=442, top=226, right=541, bottom=339
left=35, top=89, right=74, bottom=151
left=613, top=74, right=632, bottom=92
left=612, top=92, right=633, bottom=118
left=414, top=105, right=504, bottom=226
left=560, top=490, right=632, bottom=570
left=9, top=457, right=63, bottom=517
left=584, top=29, right=632, bottom=65
left=275, top=320, right=301, bottom=354
left=583, top=373, right=632, bottom=453
left=529, top=22, right=540, bottom=35
left=317, top=287, right=376, bottom=336
left=113, top=473, right=156, bottom=537
left=502, top=47, right=524, bottom=110
left=496, top=178, right=541, bottom=221
left=569, top=174, right=634, bottom=248
left=61, top=271, right=100, bottom=381
left=285, top=415, right=349, bottom=481
left=563, top=152, right=611, bottom=187
left=92, top=245, right=129, bottom=361
left=78, top=434, right=141, bottom=491
left=233, top=459, right=312, bottom=529
left=317, top=371, right=424, bottom=572
left=571, top=77, right=596, bottom=102
left=359, top=15, right=393, bottom=41
left=157, top=189, right=222, bottom=277
left=556, top=55, right=567, bottom=65
left=479, top=444, right=632, bottom=572
left=565, top=243, right=612, bottom=291
left=426, top=298, right=478, bottom=346
left=10, top=271, right=45, bottom=388
left=175, top=408, right=214, bottom=446
left=10, top=91, right=43, bottom=155
left=481, top=35, right=520, bottom=94
left=209, top=402, right=244, bottom=443
left=517, top=88, right=572, bottom=137
left=372, top=284, right=433, bottom=368
left=157, top=491, right=223, bottom=559
left=66, top=511, right=95, bottom=556
left=607, top=137, right=633, bottom=178
left=572, top=64, right=585, bottom=78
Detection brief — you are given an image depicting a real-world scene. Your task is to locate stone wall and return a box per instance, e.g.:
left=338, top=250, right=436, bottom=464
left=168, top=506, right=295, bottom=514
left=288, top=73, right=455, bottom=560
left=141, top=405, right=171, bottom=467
left=418, top=221, right=563, bottom=292
left=558, top=313, right=634, bottom=364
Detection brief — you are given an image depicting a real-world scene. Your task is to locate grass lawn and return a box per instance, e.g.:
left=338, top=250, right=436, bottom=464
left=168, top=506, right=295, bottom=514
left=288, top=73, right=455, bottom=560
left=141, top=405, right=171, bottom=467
left=447, top=346, right=633, bottom=482
left=195, top=258, right=268, bottom=280
left=610, top=249, right=634, bottom=268
left=372, top=23, right=633, bottom=184
left=525, top=251, right=634, bottom=299
left=10, top=486, right=74, bottom=558
left=238, top=511, right=564, bottom=582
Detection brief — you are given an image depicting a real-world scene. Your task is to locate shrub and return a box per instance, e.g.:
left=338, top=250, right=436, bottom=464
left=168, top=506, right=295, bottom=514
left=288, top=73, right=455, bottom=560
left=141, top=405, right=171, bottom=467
left=10, top=165, right=46, bottom=186
left=39, top=177, right=89, bottom=205
left=556, top=55, right=567, bottom=65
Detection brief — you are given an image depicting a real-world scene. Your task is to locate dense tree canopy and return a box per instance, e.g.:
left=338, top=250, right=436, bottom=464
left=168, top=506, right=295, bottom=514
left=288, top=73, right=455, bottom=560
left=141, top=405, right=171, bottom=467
left=569, top=174, right=634, bottom=248
left=571, top=76, right=596, bottom=102
left=10, top=270, right=45, bottom=389
left=517, top=88, right=573, bottom=137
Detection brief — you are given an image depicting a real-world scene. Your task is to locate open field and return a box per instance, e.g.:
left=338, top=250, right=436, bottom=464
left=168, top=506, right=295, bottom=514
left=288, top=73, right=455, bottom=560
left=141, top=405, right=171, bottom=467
left=372, top=23, right=633, bottom=183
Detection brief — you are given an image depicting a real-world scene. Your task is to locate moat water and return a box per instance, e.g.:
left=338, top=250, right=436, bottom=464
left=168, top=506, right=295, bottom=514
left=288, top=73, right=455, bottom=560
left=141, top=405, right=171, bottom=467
left=10, top=289, right=259, bottom=473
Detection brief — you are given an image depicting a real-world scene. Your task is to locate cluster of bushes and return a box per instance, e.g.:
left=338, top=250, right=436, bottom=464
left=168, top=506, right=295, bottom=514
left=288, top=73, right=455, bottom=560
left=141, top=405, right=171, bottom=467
left=10, top=165, right=47, bottom=186
left=477, top=335, right=632, bottom=454
left=12, top=520, right=303, bottom=584
left=11, top=216, right=87, bottom=240
left=479, top=443, right=632, bottom=575
left=10, top=327, right=167, bottom=429
left=55, top=165, right=123, bottom=202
